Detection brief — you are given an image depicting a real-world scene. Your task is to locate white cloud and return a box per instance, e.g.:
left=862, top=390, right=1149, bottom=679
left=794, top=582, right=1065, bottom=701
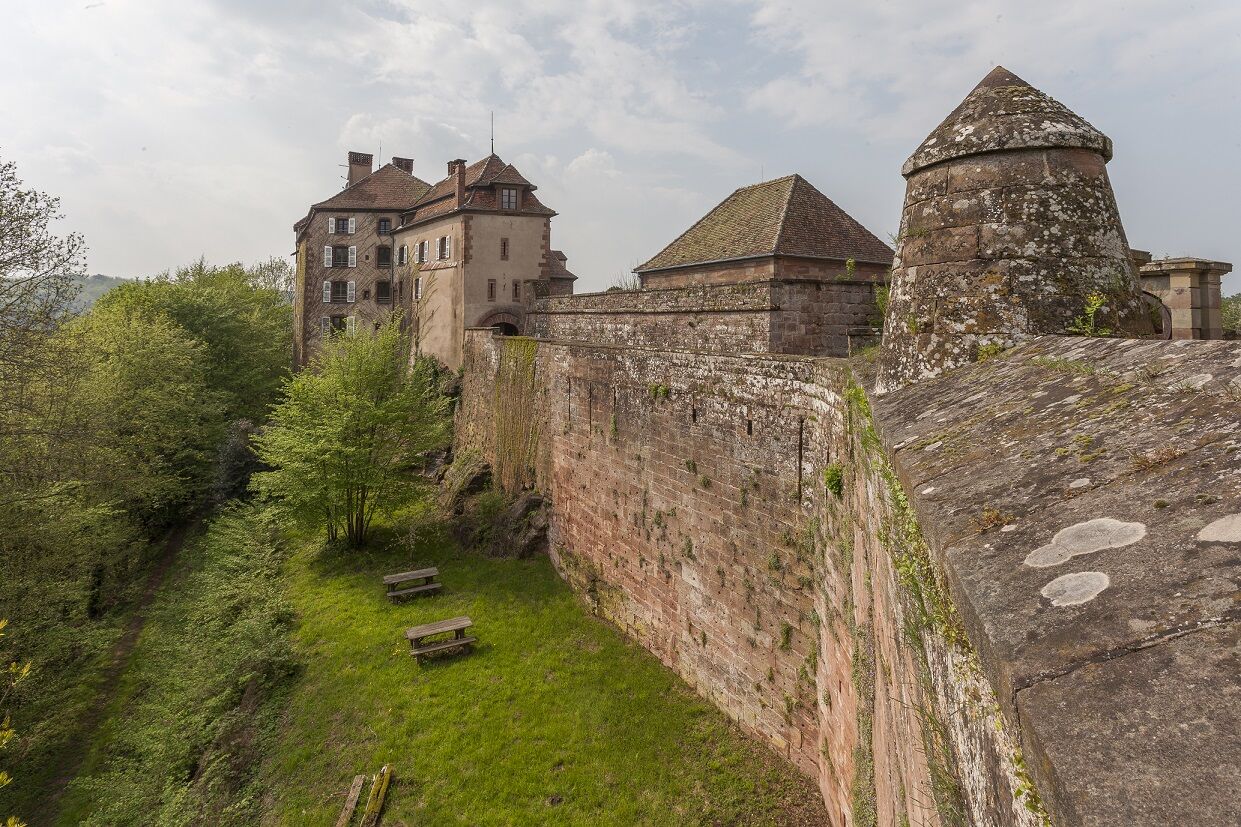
left=0, top=0, right=1236, bottom=294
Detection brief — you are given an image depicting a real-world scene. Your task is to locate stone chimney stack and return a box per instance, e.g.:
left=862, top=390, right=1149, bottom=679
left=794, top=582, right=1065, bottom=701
left=392, top=156, right=414, bottom=175
left=448, top=158, right=467, bottom=206
left=347, top=151, right=374, bottom=187
left=875, top=66, right=1153, bottom=393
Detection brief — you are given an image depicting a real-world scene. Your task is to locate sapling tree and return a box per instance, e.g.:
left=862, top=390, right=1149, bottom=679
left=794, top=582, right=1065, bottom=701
left=251, top=318, right=450, bottom=545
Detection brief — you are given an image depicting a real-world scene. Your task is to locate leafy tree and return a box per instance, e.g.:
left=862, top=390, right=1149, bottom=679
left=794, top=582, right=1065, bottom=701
left=252, top=320, right=450, bottom=546
left=94, top=258, right=292, bottom=422
left=1223, top=292, right=1239, bottom=338
left=59, top=304, right=225, bottom=522
left=0, top=155, right=86, bottom=447
left=1, top=619, right=31, bottom=827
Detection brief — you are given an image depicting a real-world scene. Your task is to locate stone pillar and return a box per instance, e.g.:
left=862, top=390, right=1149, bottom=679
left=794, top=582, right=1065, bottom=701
left=875, top=67, right=1153, bottom=393
left=1138, top=258, right=1233, bottom=339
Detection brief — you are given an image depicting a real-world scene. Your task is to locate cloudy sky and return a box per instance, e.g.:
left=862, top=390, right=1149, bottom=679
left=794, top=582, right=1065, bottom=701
left=3, top=0, right=1239, bottom=294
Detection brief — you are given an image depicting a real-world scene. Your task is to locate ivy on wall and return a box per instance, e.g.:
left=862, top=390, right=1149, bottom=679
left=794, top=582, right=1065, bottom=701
left=491, top=337, right=540, bottom=494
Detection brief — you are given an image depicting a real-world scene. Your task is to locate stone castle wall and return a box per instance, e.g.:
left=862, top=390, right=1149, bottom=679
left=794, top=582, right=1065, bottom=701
left=457, top=329, right=1040, bottom=827
left=526, top=279, right=882, bottom=357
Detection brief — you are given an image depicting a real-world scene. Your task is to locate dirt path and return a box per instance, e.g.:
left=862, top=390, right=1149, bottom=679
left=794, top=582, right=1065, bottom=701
left=36, top=521, right=195, bottom=825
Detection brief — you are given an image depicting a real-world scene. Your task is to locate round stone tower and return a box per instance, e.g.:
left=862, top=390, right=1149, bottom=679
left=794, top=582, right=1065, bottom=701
left=875, top=66, right=1153, bottom=393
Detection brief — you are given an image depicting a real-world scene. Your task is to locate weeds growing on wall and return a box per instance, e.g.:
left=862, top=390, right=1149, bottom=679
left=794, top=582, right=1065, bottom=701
left=492, top=337, right=540, bottom=494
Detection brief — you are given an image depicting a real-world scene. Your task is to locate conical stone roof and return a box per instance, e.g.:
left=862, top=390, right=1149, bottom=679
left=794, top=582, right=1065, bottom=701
left=902, top=66, right=1112, bottom=176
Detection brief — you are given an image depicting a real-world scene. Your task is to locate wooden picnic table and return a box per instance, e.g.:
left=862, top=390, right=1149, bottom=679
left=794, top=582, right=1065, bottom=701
left=405, top=615, right=475, bottom=662
left=382, top=566, right=441, bottom=601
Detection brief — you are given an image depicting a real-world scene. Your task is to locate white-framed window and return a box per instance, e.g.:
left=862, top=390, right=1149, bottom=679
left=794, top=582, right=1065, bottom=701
left=328, top=217, right=355, bottom=234
left=500, top=188, right=518, bottom=210
left=414, top=277, right=422, bottom=300
left=437, top=236, right=452, bottom=260
left=398, top=244, right=408, bottom=265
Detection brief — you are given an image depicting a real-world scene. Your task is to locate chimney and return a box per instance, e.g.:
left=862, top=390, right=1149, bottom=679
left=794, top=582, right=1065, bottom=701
left=392, top=156, right=414, bottom=175
left=449, top=158, right=467, bottom=206
left=347, top=151, right=373, bottom=187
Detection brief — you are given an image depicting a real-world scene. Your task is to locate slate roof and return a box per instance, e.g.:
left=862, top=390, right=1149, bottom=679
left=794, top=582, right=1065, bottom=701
left=635, top=174, right=893, bottom=273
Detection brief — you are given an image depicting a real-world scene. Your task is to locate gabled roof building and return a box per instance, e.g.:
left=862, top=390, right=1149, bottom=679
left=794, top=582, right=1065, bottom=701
left=636, top=174, right=893, bottom=288
left=292, top=151, right=576, bottom=369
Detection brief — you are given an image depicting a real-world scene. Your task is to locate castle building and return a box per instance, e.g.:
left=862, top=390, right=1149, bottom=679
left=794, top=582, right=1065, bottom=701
left=293, top=151, right=575, bottom=369
left=635, top=174, right=892, bottom=288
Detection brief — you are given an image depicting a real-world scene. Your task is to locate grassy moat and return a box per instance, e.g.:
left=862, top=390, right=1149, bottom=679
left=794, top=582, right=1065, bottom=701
left=56, top=503, right=825, bottom=825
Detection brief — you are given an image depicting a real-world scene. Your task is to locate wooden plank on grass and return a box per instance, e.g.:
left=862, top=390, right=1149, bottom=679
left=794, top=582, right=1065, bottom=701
left=336, top=774, right=366, bottom=827
left=359, top=764, right=392, bottom=827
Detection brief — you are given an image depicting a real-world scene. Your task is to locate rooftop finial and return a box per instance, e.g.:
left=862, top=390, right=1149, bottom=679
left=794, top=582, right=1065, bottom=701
left=490, top=111, right=495, bottom=155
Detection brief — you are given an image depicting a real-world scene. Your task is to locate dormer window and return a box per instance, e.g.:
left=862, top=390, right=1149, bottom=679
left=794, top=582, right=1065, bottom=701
left=500, top=188, right=518, bottom=210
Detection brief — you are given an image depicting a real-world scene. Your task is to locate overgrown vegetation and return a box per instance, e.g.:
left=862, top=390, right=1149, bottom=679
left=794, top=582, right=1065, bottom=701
left=57, top=505, right=296, bottom=826
left=0, top=154, right=294, bottom=820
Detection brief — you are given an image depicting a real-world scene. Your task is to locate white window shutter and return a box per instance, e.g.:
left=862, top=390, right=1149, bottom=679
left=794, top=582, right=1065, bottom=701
left=415, top=277, right=422, bottom=300
left=346, top=316, right=357, bottom=334
left=323, top=246, right=332, bottom=267
left=446, top=237, right=452, bottom=259
left=328, top=217, right=336, bottom=234
left=321, top=317, right=329, bottom=333
left=322, top=281, right=331, bottom=303
left=347, top=280, right=356, bottom=303
left=348, top=246, right=357, bottom=268
left=347, top=217, right=356, bottom=234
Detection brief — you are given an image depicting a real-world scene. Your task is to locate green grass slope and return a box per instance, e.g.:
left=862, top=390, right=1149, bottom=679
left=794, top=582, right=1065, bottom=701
left=261, top=507, right=824, bottom=826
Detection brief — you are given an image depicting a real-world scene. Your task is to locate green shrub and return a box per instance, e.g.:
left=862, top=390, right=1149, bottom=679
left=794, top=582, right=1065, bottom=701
left=823, top=464, right=845, bottom=498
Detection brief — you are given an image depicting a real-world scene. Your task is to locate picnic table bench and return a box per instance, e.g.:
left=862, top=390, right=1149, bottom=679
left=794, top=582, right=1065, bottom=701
left=383, top=567, right=441, bottom=601
left=406, top=615, right=475, bottom=662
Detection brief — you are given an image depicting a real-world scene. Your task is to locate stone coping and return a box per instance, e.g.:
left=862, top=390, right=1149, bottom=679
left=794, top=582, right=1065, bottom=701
left=873, top=335, right=1241, bottom=826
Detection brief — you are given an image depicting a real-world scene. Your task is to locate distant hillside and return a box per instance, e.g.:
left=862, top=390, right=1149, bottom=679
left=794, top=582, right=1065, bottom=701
left=71, top=274, right=132, bottom=312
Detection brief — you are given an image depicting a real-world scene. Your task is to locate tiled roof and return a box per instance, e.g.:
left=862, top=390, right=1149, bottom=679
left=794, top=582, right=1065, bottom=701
left=310, top=163, right=432, bottom=211
left=635, top=174, right=893, bottom=273
left=548, top=250, right=577, bottom=281
left=401, top=154, right=554, bottom=227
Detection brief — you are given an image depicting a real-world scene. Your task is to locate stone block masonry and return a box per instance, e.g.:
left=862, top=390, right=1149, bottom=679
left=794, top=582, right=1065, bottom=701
left=458, top=330, right=1043, bottom=827
left=526, top=279, right=881, bottom=357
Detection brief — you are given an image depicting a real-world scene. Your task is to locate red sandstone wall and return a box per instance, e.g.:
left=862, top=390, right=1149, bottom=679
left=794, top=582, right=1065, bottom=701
left=457, top=331, right=1038, bottom=827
